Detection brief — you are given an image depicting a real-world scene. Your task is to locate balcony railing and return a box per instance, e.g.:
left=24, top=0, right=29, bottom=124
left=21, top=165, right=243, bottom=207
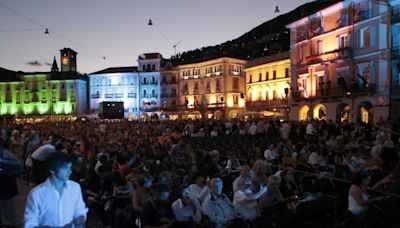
left=291, top=85, right=376, bottom=101
left=128, top=93, right=136, bottom=98
left=305, top=47, right=351, bottom=65
left=246, top=99, right=288, bottom=109
left=91, top=94, right=100, bottom=98
left=354, top=9, right=373, bottom=22
left=105, top=94, right=113, bottom=98
left=141, top=94, right=158, bottom=98
left=115, top=93, right=124, bottom=98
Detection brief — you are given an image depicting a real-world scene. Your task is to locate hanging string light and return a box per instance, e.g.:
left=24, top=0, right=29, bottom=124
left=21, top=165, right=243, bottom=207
left=275, top=0, right=280, bottom=13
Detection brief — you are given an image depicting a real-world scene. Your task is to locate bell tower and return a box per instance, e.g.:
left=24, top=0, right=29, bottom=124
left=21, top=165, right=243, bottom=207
left=60, top=48, right=77, bottom=72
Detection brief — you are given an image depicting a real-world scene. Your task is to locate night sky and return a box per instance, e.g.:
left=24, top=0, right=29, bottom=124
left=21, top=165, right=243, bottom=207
left=0, top=0, right=312, bottom=74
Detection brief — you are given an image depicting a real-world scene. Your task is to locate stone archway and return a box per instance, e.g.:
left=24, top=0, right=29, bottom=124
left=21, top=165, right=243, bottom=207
left=336, top=103, right=351, bottom=123
left=214, top=110, right=223, bottom=120
left=358, top=101, right=373, bottom=123
left=313, top=104, right=327, bottom=120
left=205, top=111, right=213, bottom=119
left=228, top=110, right=239, bottom=119
left=298, top=105, right=310, bottom=121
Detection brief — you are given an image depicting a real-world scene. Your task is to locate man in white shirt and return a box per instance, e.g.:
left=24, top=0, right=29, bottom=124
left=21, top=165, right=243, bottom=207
left=24, top=152, right=88, bottom=228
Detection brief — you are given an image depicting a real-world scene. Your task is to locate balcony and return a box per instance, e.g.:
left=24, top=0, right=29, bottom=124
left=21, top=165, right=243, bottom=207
left=246, top=99, right=288, bottom=110
left=105, top=94, right=114, bottom=98
left=128, top=93, right=136, bottom=98
left=70, top=96, right=76, bottom=102
left=41, top=98, right=47, bottom=103
left=291, top=85, right=376, bottom=101
left=115, top=93, right=124, bottom=98
left=141, top=94, right=158, bottom=98
left=305, top=47, right=351, bottom=65
left=91, top=94, right=100, bottom=98
left=354, top=9, right=373, bottom=23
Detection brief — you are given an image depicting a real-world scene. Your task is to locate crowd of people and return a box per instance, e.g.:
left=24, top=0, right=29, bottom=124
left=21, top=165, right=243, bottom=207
left=0, top=117, right=399, bottom=228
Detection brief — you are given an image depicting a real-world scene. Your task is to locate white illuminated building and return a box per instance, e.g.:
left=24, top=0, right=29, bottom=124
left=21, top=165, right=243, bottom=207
left=89, top=67, right=140, bottom=118
left=137, top=53, right=162, bottom=117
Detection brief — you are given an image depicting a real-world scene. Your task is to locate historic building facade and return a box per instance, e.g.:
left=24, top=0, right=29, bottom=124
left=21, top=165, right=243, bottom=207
left=88, top=67, right=139, bottom=118
left=178, top=57, right=247, bottom=119
left=390, top=0, right=400, bottom=121
left=137, top=53, right=162, bottom=118
left=0, top=48, right=87, bottom=117
left=160, top=61, right=179, bottom=119
left=245, top=52, right=291, bottom=119
left=287, top=0, right=391, bottom=123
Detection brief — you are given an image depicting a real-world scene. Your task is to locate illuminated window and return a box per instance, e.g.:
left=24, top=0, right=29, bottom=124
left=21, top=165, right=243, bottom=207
left=233, top=95, right=239, bottom=105
left=338, top=34, right=349, bottom=49
left=216, top=80, right=221, bottom=92
left=359, top=26, right=375, bottom=48
left=285, top=68, right=290, bottom=78
left=317, top=40, right=324, bottom=55
left=233, top=78, right=239, bottom=90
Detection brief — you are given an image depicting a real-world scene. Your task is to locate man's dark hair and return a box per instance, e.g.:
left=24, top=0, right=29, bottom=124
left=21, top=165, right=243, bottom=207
left=46, top=152, right=72, bottom=174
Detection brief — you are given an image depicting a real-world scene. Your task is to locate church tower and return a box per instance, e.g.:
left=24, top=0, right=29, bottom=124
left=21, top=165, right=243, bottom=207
left=51, top=56, right=59, bottom=72
left=60, top=48, right=77, bottom=72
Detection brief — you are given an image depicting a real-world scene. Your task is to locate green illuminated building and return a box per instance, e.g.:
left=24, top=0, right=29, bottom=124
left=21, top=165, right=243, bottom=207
left=0, top=48, right=87, bottom=117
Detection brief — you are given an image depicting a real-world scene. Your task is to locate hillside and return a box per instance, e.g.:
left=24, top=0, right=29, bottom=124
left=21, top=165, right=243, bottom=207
left=171, top=0, right=341, bottom=65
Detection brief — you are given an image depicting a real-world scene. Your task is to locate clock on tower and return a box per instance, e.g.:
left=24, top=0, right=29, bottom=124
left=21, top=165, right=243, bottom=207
left=60, top=48, right=77, bottom=72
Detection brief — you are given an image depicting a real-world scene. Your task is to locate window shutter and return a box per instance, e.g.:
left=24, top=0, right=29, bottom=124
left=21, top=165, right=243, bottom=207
left=370, top=26, right=376, bottom=47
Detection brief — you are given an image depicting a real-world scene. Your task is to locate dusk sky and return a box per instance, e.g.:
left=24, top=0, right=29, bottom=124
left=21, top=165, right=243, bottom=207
left=0, top=0, right=311, bottom=74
